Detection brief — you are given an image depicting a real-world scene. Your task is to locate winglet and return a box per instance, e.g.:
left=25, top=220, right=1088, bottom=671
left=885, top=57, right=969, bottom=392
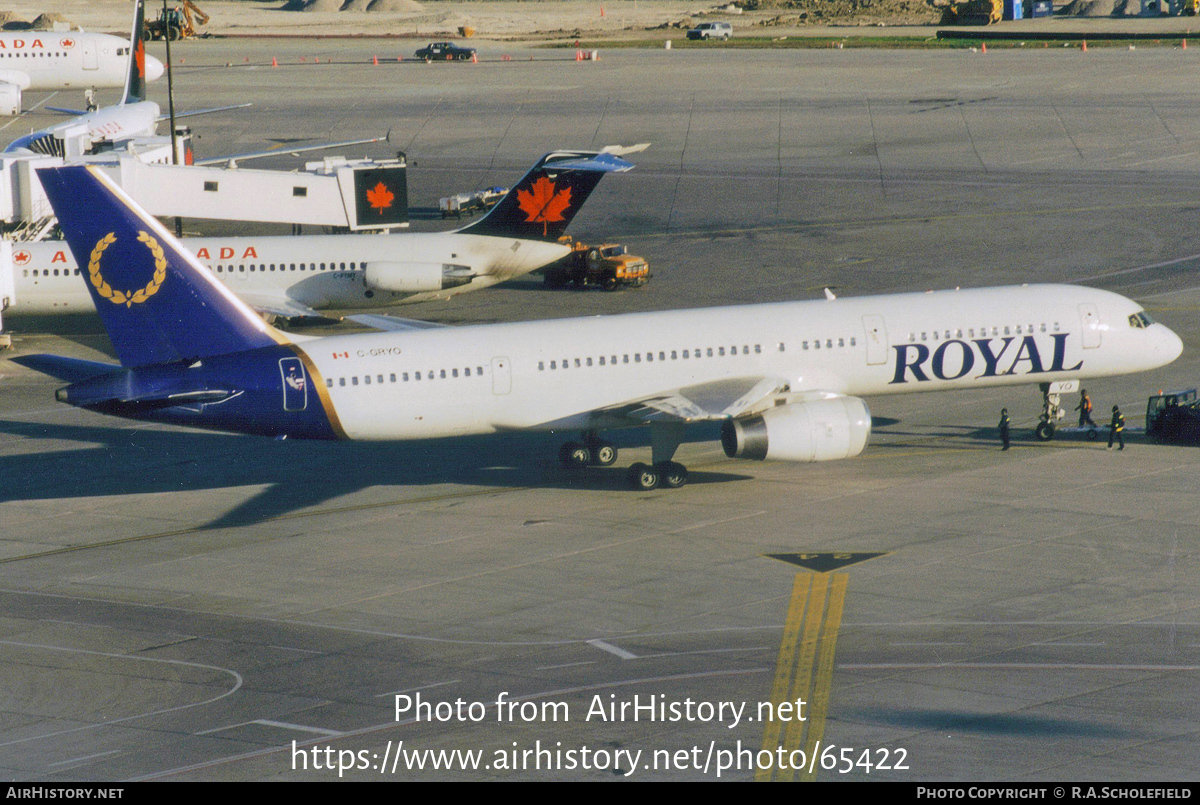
left=36, top=165, right=289, bottom=368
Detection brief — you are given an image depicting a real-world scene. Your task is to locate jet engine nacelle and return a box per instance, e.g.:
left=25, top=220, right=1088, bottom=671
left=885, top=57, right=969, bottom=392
left=363, top=261, right=475, bottom=293
left=0, top=82, right=22, bottom=117
left=721, top=396, right=872, bottom=462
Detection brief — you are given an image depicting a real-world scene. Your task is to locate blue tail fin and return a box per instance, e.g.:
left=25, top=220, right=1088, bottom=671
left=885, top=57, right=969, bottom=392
left=456, top=149, right=635, bottom=241
left=123, top=0, right=148, bottom=104
left=37, top=165, right=288, bottom=368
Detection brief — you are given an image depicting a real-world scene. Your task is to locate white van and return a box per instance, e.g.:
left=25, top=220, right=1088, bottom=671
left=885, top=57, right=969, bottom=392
left=686, top=21, right=733, bottom=40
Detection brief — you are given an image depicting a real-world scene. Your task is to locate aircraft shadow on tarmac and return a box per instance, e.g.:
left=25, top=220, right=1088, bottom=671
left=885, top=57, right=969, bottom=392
left=0, top=419, right=751, bottom=529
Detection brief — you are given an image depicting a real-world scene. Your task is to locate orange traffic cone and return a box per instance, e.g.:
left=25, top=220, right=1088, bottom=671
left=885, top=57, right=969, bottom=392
left=1184, top=38, right=1189, bottom=49
left=981, top=42, right=987, bottom=53
left=600, top=5, right=605, bottom=15
left=271, top=56, right=278, bottom=67
left=1081, top=39, right=1088, bottom=51
left=471, top=52, right=477, bottom=63
left=373, top=54, right=379, bottom=65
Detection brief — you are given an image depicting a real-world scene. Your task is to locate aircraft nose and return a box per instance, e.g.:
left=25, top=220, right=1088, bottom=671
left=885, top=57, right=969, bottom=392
left=145, top=54, right=165, bottom=82
left=1158, top=324, right=1184, bottom=365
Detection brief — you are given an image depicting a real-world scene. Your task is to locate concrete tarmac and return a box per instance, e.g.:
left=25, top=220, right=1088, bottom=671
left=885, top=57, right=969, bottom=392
left=1, top=42, right=1198, bottom=781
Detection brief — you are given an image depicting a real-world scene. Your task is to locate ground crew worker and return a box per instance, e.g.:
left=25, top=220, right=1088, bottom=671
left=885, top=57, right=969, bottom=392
left=1076, top=389, right=1097, bottom=428
left=1108, top=405, right=1125, bottom=450
left=999, top=408, right=1010, bottom=451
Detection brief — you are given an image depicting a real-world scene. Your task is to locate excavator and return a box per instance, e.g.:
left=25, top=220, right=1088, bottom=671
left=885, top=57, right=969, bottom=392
left=941, top=0, right=1003, bottom=24
left=144, top=0, right=209, bottom=41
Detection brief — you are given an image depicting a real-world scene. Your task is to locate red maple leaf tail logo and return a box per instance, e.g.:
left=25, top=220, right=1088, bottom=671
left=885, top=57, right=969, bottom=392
left=516, top=177, right=572, bottom=237
left=366, top=182, right=395, bottom=215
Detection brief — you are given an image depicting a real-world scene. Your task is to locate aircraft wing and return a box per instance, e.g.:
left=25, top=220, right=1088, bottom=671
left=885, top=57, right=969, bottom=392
left=234, top=294, right=449, bottom=333
left=235, top=292, right=330, bottom=322
left=193, top=135, right=388, bottom=167
left=343, top=314, right=450, bottom=332
left=545, top=375, right=799, bottom=430
left=158, top=102, right=252, bottom=122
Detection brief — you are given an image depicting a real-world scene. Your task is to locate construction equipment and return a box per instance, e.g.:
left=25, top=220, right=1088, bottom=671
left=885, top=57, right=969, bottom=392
left=942, top=0, right=1003, bottom=24
left=144, top=1, right=209, bottom=41
left=542, top=239, right=650, bottom=290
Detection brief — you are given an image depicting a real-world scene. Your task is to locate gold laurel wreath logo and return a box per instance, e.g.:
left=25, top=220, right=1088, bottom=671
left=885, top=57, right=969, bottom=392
left=87, top=230, right=167, bottom=307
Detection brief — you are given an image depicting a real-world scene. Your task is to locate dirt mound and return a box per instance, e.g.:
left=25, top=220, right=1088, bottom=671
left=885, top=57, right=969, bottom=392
left=31, top=12, right=74, bottom=30
left=737, top=0, right=944, bottom=24
left=284, top=0, right=424, bottom=11
left=1058, top=0, right=1138, bottom=15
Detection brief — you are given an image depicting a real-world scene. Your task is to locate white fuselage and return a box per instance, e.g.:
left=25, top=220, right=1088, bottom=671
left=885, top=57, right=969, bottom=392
left=3, top=100, right=160, bottom=155
left=5, top=232, right=570, bottom=314
left=0, top=32, right=132, bottom=93
left=293, top=284, right=1182, bottom=440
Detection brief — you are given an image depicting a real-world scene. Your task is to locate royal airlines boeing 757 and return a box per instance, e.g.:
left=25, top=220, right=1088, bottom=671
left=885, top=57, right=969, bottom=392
left=14, top=166, right=1184, bottom=489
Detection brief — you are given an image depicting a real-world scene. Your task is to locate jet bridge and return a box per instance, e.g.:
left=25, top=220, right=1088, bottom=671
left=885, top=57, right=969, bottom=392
left=0, top=148, right=408, bottom=233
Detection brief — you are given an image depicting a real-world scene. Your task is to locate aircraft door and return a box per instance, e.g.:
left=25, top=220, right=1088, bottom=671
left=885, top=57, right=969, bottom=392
left=279, top=357, right=308, bottom=411
left=491, top=357, right=511, bottom=395
left=82, top=40, right=98, bottom=70
left=862, top=314, right=888, bottom=365
left=1078, top=303, right=1101, bottom=349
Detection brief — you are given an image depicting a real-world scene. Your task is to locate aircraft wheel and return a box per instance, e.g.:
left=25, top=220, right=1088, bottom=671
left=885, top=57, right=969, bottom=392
left=629, top=462, right=660, bottom=491
left=1035, top=421, right=1055, bottom=442
left=559, top=442, right=591, bottom=468
left=658, top=461, right=688, bottom=489
left=590, top=441, right=618, bottom=467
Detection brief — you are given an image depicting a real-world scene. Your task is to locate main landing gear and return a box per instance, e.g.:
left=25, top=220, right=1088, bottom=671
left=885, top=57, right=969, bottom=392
left=558, top=422, right=690, bottom=490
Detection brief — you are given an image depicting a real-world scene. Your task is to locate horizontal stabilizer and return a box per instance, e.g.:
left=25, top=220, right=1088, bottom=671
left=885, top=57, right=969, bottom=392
left=10, top=354, right=120, bottom=383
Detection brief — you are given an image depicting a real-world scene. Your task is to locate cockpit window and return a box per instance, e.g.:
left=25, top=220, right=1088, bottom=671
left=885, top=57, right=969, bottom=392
left=1128, top=312, right=1154, bottom=329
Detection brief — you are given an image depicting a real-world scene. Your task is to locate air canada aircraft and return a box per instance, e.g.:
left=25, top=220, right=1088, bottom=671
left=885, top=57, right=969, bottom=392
left=2, top=148, right=635, bottom=320
left=0, top=9, right=163, bottom=116
left=15, top=166, right=1184, bottom=489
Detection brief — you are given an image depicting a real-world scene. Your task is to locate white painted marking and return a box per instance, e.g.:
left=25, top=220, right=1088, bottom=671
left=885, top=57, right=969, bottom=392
left=587, top=639, right=638, bottom=660
left=254, top=719, right=343, bottom=737
left=375, top=678, right=461, bottom=698
left=48, top=750, right=121, bottom=767
left=536, top=661, right=597, bottom=671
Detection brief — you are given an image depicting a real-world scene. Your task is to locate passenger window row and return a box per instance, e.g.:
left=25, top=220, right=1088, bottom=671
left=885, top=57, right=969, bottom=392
left=908, top=323, right=1060, bottom=343
left=327, top=365, right=486, bottom=388
left=215, top=262, right=359, bottom=273
left=24, top=269, right=81, bottom=277
left=537, top=344, right=765, bottom=371
left=801, top=337, right=856, bottom=350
